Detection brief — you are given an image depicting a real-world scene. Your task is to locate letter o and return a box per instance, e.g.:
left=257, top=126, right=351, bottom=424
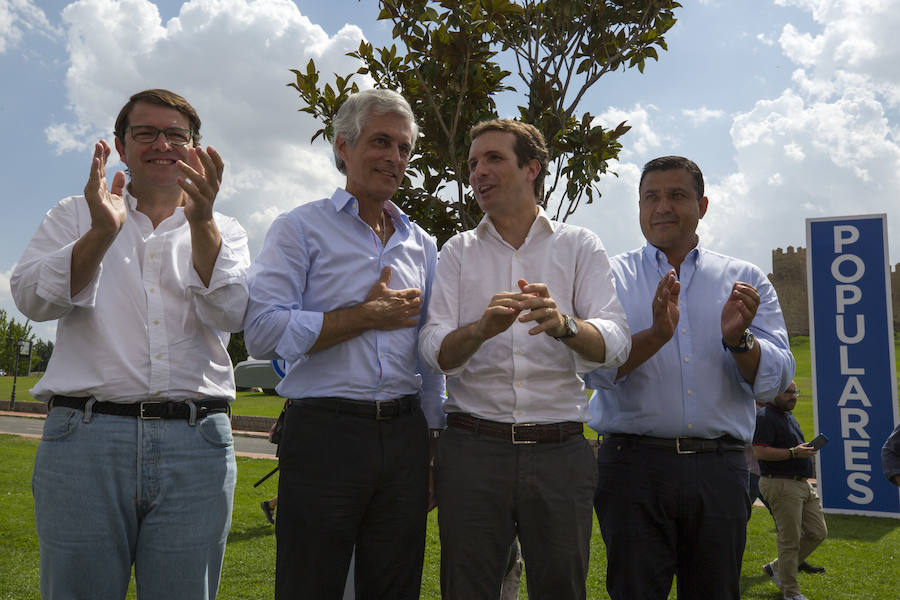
left=831, top=254, right=865, bottom=283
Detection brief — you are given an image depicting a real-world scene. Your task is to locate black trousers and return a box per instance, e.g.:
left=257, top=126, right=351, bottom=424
left=436, top=426, right=597, bottom=600
left=274, top=403, right=429, bottom=600
left=594, top=438, right=750, bottom=600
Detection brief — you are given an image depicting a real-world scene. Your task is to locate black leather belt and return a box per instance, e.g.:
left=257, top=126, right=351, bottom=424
left=50, top=395, right=230, bottom=420
left=447, top=412, right=584, bottom=444
left=763, top=474, right=809, bottom=481
left=603, top=433, right=747, bottom=454
left=290, top=394, right=420, bottom=420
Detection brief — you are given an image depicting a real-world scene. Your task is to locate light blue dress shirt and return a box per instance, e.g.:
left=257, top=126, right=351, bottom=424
left=586, top=242, right=794, bottom=442
left=244, top=188, right=445, bottom=428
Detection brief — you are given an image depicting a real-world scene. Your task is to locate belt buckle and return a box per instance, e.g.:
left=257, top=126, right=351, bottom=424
left=511, top=423, right=537, bottom=445
left=675, top=437, right=696, bottom=454
left=140, top=402, right=162, bottom=420
left=375, top=400, right=390, bottom=421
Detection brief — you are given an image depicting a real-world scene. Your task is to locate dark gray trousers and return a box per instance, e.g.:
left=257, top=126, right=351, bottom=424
left=435, top=425, right=597, bottom=600
left=275, top=403, right=429, bottom=600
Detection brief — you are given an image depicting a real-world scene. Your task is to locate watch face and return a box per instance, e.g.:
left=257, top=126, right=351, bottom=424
left=744, top=330, right=755, bottom=350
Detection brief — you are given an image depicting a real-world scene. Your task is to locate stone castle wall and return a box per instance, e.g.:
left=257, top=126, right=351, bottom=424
left=768, top=246, right=900, bottom=336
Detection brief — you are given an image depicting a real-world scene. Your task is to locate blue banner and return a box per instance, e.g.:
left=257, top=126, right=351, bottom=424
left=807, top=214, right=899, bottom=517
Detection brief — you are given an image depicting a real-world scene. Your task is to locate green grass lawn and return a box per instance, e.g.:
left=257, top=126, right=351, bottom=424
left=2, top=432, right=899, bottom=599
left=3, top=337, right=900, bottom=598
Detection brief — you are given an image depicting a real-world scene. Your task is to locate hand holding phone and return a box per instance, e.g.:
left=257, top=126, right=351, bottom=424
left=808, top=433, right=829, bottom=450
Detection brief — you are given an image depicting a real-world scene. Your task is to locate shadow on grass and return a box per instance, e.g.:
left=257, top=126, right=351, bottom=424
left=228, top=524, right=274, bottom=543
left=739, top=571, right=782, bottom=600
left=824, top=513, right=900, bottom=542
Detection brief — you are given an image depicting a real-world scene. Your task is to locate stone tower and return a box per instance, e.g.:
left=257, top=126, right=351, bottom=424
left=769, top=247, right=900, bottom=336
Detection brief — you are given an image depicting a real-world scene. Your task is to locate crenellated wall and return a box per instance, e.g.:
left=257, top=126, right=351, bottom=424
left=768, top=246, right=900, bottom=336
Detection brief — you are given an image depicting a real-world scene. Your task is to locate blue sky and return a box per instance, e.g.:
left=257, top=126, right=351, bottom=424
left=2, top=0, right=899, bottom=343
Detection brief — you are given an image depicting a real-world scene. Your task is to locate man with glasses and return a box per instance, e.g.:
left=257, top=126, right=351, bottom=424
left=12, top=89, right=249, bottom=600
left=753, top=382, right=828, bottom=600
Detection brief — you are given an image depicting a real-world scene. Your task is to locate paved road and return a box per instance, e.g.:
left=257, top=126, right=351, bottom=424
left=0, top=412, right=277, bottom=458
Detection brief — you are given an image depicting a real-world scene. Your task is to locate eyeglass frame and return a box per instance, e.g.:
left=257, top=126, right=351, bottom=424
left=126, top=125, right=199, bottom=146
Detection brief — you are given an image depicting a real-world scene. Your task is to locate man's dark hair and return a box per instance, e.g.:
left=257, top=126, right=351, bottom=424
left=114, top=89, right=202, bottom=146
left=470, top=119, right=549, bottom=200
left=640, top=156, right=704, bottom=199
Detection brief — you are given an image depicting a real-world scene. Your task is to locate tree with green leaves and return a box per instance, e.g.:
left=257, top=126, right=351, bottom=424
left=0, top=309, right=37, bottom=375
left=290, top=0, right=679, bottom=245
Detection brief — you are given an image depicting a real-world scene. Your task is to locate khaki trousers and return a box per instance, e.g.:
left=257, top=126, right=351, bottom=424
left=759, top=477, right=828, bottom=596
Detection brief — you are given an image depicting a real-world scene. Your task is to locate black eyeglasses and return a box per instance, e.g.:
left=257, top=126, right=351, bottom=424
left=127, top=125, right=195, bottom=146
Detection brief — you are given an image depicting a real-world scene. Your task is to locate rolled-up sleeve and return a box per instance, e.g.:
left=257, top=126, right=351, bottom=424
left=186, top=214, right=250, bottom=333
left=418, top=236, right=464, bottom=377
left=416, top=234, right=447, bottom=428
left=244, top=213, right=324, bottom=363
left=11, top=197, right=96, bottom=322
left=573, top=231, right=630, bottom=374
left=746, top=274, right=795, bottom=401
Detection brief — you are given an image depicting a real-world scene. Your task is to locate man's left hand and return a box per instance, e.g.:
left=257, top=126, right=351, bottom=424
left=515, top=279, right=566, bottom=337
left=721, top=281, right=760, bottom=345
left=178, top=145, right=225, bottom=224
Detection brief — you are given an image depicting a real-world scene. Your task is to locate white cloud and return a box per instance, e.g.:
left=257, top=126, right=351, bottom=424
left=681, top=106, right=725, bottom=126
left=0, top=0, right=60, bottom=53
left=757, top=33, right=776, bottom=46
left=592, top=105, right=665, bottom=161
left=569, top=161, right=644, bottom=259
left=47, top=0, right=369, bottom=257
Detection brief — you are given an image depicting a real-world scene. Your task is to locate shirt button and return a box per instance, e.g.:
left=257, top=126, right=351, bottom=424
left=379, top=353, right=385, bottom=358
left=516, top=382, right=522, bottom=388
left=154, top=353, right=162, bottom=359
left=681, top=328, right=686, bottom=333
left=516, top=349, right=524, bottom=355
left=688, top=423, right=693, bottom=429
left=684, top=357, right=690, bottom=363
left=153, top=320, right=159, bottom=325
left=516, top=411, right=523, bottom=416
left=687, top=390, right=693, bottom=395
left=149, top=287, right=155, bottom=293
left=149, top=253, right=157, bottom=259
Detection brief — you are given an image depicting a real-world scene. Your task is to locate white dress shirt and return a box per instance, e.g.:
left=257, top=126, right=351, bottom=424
left=419, top=209, right=630, bottom=424
left=11, top=190, right=250, bottom=403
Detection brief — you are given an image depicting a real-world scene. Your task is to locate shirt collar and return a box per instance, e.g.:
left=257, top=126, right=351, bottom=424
left=330, top=187, right=412, bottom=238
left=474, top=205, right=554, bottom=243
left=641, top=238, right=703, bottom=273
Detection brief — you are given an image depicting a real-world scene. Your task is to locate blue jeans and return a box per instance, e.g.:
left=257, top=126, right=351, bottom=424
left=33, top=405, right=237, bottom=600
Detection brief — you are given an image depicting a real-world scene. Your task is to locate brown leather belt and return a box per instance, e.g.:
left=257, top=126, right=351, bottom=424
left=447, top=412, right=584, bottom=445
left=763, top=474, right=809, bottom=481
left=603, top=433, right=747, bottom=454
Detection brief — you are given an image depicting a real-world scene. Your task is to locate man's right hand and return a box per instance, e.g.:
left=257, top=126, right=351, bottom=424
left=650, top=269, right=680, bottom=343
left=84, top=140, right=127, bottom=238
left=363, top=266, right=423, bottom=330
left=792, top=443, right=817, bottom=459
left=436, top=290, right=528, bottom=371
left=474, top=291, right=528, bottom=341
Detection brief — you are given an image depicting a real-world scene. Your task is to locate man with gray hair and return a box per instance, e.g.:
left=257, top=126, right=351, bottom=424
left=244, top=88, right=444, bottom=599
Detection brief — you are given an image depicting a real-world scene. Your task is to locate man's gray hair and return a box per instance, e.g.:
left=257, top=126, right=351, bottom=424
left=332, top=89, right=419, bottom=174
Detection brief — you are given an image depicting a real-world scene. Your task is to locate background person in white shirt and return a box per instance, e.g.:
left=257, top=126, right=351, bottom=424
left=419, top=119, right=630, bottom=600
left=11, top=89, right=250, bottom=600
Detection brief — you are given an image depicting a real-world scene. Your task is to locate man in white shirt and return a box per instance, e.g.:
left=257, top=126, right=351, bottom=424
left=11, top=89, right=250, bottom=600
left=419, top=119, right=630, bottom=599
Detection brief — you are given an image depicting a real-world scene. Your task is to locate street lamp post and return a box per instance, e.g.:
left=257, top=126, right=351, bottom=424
left=10, top=338, right=32, bottom=411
